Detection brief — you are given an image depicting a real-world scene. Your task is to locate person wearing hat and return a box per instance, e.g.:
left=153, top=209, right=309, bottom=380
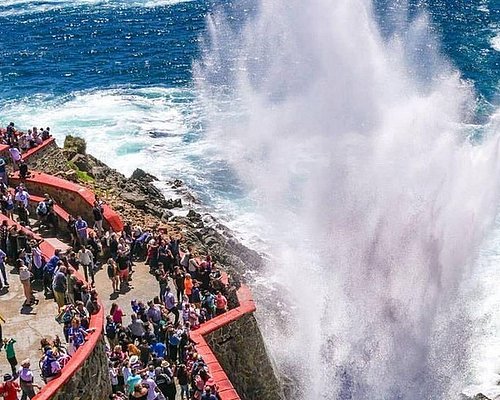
left=18, top=359, right=40, bottom=399
left=0, top=373, right=20, bottom=400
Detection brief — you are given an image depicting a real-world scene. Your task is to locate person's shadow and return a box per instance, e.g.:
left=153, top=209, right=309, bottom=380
left=20, top=304, right=37, bottom=315
left=109, top=292, right=119, bottom=301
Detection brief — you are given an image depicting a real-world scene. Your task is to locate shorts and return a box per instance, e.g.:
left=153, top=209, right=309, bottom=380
left=119, top=269, right=128, bottom=279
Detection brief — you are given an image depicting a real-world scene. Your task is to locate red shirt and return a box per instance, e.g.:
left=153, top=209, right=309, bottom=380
left=0, top=380, right=20, bottom=400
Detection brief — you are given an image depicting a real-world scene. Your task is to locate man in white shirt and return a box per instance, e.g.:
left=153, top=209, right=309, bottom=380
left=14, top=188, right=30, bottom=208
left=78, top=245, right=94, bottom=286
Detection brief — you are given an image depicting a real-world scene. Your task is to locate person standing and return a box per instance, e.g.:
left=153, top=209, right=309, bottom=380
left=173, top=267, right=185, bottom=303
left=78, top=245, right=94, bottom=286
left=92, top=201, right=104, bottom=236
left=0, top=247, right=8, bottom=289
left=140, top=372, right=159, bottom=400
left=75, top=216, right=88, bottom=246
left=0, top=373, right=21, bottom=400
left=18, top=359, right=40, bottom=400
left=110, top=303, right=125, bottom=325
left=52, top=266, right=67, bottom=311
left=106, top=258, right=119, bottom=293
left=3, top=338, right=18, bottom=376
left=8, top=145, right=22, bottom=171
left=0, top=314, right=4, bottom=344
left=163, top=287, right=179, bottom=326
left=13, top=187, right=29, bottom=209
left=215, top=292, right=227, bottom=316
left=0, top=158, right=7, bottom=184
left=18, top=261, right=35, bottom=307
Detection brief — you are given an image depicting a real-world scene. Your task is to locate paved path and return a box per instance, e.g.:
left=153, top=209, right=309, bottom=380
left=0, top=263, right=60, bottom=385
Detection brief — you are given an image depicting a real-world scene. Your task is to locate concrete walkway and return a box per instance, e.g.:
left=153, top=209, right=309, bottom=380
left=0, top=263, right=60, bottom=384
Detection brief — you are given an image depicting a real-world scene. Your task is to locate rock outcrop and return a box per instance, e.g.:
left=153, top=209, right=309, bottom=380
left=26, top=136, right=266, bottom=286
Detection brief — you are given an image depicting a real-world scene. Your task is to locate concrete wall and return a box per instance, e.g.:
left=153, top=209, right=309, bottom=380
left=205, top=313, right=282, bottom=400
left=191, top=286, right=283, bottom=400
left=36, top=335, right=111, bottom=400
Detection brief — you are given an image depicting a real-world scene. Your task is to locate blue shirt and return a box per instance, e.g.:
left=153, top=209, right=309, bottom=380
left=44, top=255, right=60, bottom=274
left=151, top=342, right=166, bottom=358
left=75, top=219, right=88, bottom=237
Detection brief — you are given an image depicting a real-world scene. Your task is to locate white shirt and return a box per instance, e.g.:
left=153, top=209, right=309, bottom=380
left=15, top=190, right=30, bottom=207
left=9, top=147, right=21, bottom=161
left=78, top=249, right=93, bottom=265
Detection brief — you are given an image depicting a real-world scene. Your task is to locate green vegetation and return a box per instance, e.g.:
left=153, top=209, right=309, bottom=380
left=67, top=161, right=94, bottom=183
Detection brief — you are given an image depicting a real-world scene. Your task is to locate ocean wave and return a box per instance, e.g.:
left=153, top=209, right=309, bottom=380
left=0, top=0, right=192, bottom=17
left=0, top=85, right=265, bottom=248
left=491, top=32, right=500, bottom=52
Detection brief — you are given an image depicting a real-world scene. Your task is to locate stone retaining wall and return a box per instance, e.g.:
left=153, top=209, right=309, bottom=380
left=205, top=313, right=282, bottom=400
left=40, top=335, right=111, bottom=400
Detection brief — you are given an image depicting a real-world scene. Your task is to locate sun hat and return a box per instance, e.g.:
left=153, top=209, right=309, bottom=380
left=129, top=355, right=139, bottom=364
left=21, top=358, right=30, bottom=367
left=3, top=373, right=13, bottom=382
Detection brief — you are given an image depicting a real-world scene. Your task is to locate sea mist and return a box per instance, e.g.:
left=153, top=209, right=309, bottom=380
left=195, top=0, right=500, bottom=398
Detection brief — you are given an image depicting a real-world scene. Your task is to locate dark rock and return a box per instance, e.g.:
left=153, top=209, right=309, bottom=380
left=171, top=179, right=183, bottom=188
left=62, top=148, right=78, bottom=161
left=187, top=209, right=202, bottom=222
left=91, top=167, right=107, bottom=179
left=70, top=154, right=91, bottom=172
left=145, top=184, right=163, bottom=197
left=130, top=168, right=158, bottom=183
left=161, top=209, right=174, bottom=222
left=64, top=135, right=86, bottom=155
left=173, top=198, right=182, bottom=208
left=165, top=199, right=175, bottom=209
left=121, top=192, right=147, bottom=209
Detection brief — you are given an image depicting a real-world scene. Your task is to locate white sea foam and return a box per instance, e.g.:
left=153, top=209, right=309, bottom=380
left=0, top=0, right=192, bottom=17
left=491, top=32, right=500, bottom=52
left=0, top=85, right=266, bottom=249
left=196, top=0, right=500, bottom=399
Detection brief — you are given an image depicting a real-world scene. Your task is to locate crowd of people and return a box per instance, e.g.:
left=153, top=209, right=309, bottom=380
left=0, top=122, right=233, bottom=400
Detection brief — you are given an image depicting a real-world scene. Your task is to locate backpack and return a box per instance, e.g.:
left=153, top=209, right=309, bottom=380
left=42, top=358, right=55, bottom=378
left=36, top=201, right=47, bottom=216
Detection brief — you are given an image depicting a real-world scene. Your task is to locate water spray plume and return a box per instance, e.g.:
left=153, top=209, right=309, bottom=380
left=196, top=0, right=500, bottom=398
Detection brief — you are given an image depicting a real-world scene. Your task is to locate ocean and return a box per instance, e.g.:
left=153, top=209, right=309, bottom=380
left=0, top=0, right=499, bottom=398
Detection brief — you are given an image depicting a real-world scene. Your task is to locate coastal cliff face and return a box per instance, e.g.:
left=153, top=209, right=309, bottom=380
left=26, top=136, right=282, bottom=399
